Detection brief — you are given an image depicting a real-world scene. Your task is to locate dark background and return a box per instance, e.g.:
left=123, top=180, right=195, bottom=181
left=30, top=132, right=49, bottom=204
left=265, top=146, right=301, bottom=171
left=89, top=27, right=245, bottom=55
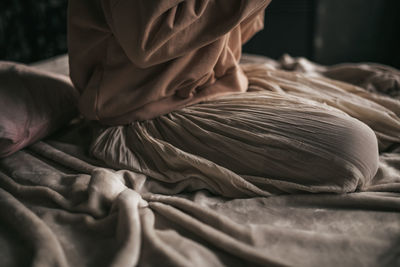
left=1, top=0, right=399, bottom=68
left=243, top=0, right=400, bottom=68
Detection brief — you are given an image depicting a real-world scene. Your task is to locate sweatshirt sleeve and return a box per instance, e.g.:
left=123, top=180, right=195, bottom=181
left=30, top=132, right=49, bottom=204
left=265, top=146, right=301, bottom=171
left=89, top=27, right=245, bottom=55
left=240, top=8, right=265, bottom=44
left=101, top=0, right=270, bottom=68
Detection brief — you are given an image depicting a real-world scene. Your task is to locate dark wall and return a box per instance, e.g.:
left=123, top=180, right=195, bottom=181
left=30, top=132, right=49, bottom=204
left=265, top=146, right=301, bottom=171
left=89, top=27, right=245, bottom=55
left=243, top=0, right=315, bottom=60
left=0, top=0, right=68, bottom=63
left=0, top=0, right=399, bottom=68
left=313, top=0, right=400, bottom=68
left=243, top=0, right=400, bottom=68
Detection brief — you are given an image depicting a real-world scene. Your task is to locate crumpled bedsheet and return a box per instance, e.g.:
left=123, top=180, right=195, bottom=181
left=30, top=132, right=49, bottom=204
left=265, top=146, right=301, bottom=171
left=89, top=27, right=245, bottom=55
left=0, top=54, right=399, bottom=267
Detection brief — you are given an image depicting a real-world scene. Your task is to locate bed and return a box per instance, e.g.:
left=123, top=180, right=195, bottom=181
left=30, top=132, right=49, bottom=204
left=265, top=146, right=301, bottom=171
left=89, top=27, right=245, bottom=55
left=0, top=54, right=399, bottom=267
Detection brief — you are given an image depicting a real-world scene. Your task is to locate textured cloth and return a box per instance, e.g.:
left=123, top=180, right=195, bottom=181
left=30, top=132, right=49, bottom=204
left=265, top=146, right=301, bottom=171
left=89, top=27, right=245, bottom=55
left=0, top=55, right=399, bottom=267
left=91, top=91, right=380, bottom=197
left=89, top=57, right=400, bottom=197
left=241, top=54, right=400, bottom=151
left=68, top=0, right=269, bottom=125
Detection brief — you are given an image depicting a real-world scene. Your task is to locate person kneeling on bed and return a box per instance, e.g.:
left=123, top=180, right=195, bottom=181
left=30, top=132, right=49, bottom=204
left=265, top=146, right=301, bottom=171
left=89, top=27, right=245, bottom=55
left=68, top=0, right=379, bottom=195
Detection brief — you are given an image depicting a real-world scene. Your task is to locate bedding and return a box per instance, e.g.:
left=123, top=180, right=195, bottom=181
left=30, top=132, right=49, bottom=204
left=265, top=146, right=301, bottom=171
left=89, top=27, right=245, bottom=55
left=0, top=61, right=78, bottom=158
left=0, top=54, right=399, bottom=267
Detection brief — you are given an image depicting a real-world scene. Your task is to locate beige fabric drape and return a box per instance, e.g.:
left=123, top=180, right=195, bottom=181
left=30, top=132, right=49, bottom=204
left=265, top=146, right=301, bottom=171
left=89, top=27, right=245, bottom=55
left=1, top=55, right=399, bottom=267
left=90, top=58, right=400, bottom=197
left=90, top=91, right=379, bottom=197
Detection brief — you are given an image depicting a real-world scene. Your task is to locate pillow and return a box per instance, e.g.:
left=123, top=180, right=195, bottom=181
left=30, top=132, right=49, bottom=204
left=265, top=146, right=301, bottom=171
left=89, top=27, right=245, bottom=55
left=0, top=61, right=79, bottom=158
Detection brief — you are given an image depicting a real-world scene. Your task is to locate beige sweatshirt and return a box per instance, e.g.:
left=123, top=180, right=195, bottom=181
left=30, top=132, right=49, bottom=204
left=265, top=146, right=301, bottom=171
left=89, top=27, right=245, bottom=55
left=68, top=0, right=270, bottom=125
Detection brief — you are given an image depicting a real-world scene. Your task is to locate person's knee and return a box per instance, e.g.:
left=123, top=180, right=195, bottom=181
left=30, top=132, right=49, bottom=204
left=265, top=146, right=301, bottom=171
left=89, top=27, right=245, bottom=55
left=332, top=116, right=379, bottom=192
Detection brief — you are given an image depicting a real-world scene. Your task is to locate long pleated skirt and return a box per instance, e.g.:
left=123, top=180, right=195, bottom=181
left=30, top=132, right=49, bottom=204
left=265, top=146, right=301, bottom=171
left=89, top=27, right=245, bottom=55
left=90, top=59, right=400, bottom=197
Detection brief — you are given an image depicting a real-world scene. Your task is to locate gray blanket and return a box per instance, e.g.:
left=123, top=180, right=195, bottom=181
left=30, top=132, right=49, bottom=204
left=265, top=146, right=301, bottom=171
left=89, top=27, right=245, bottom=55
left=0, top=55, right=399, bottom=267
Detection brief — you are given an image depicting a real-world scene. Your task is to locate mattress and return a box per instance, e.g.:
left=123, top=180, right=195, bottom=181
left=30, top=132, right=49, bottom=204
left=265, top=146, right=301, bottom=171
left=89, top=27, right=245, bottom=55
left=0, top=54, right=399, bottom=267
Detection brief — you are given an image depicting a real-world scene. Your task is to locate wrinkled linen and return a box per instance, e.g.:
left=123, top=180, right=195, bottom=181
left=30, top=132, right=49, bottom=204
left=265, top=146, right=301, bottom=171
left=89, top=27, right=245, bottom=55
left=68, top=0, right=269, bottom=124
left=0, top=55, right=399, bottom=267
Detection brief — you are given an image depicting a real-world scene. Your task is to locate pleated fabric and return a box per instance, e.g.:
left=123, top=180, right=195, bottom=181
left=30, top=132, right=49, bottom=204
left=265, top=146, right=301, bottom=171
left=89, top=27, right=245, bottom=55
left=89, top=61, right=400, bottom=197
left=90, top=103, right=370, bottom=196
left=242, top=63, right=400, bottom=150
